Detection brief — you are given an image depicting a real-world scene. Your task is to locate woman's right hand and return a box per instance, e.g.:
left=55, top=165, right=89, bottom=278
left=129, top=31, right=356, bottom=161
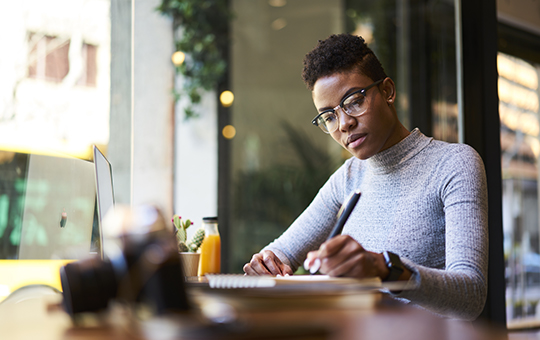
left=243, top=250, right=294, bottom=276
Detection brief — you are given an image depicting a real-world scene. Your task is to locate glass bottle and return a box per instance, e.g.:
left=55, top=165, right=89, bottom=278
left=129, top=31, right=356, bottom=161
left=198, top=217, right=221, bottom=276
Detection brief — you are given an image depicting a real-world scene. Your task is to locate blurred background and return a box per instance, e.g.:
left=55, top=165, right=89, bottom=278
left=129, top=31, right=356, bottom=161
left=0, top=0, right=539, bottom=329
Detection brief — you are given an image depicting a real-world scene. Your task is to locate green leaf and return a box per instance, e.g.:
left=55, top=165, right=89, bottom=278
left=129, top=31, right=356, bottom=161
left=176, top=226, right=187, bottom=243
left=173, top=214, right=182, bottom=229
left=183, top=219, right=191, bottom=229
left=178, top=242, right=189, bottom=252
left=156, top=0, right=231, bottom=120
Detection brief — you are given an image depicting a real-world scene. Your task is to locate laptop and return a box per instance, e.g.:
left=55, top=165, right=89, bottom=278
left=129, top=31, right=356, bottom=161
left=92, top=145, right=115, bottom=259
left=17, top=153, right=96, bottom=260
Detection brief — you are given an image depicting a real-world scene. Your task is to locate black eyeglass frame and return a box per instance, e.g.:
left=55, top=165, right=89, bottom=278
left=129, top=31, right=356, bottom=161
left=311, top=78, right=385, bottom=133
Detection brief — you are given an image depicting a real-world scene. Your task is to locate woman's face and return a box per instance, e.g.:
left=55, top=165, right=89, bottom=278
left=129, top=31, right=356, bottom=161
left=312, top=72, right=406, bottom=160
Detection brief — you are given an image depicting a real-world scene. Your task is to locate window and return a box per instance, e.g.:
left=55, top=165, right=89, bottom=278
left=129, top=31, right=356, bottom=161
left=499, top=52, right=540, bottom=326
left=0, top=0, right=111, bottom=303
left=224, top=0, right=460, bottom=272
left=27, top=33, right=97, bottom=87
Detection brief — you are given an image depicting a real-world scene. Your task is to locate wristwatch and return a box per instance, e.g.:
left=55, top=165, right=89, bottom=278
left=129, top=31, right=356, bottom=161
left=382, top=251, right=404, bottom=282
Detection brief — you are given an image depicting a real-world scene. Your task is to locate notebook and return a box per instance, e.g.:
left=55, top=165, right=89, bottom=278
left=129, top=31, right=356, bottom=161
left=205, top=274, right=381, bottom=289
left=92, top=145, right=115, bottom=259
left=195, top=275, right=383, bottom=312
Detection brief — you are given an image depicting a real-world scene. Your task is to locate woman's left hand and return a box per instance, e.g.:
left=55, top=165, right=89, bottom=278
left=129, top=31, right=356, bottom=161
left=305, top=235, right=390, bottom=279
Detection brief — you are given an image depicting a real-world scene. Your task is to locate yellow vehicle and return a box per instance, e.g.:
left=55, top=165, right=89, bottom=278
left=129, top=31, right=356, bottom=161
left=0, top=260, right=75, bottom=302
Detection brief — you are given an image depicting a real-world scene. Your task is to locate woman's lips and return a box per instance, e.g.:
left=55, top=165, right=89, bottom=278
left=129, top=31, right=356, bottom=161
left=347, top=134, right=367, bottom=149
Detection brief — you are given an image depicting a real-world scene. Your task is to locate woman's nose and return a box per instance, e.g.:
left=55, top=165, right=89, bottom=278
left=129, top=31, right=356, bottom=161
left=337, top=107, right=356, bottom=131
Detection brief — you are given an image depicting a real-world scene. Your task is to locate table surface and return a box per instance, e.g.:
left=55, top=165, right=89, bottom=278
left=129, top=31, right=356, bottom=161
left=0, top=284, right=508, bottom=340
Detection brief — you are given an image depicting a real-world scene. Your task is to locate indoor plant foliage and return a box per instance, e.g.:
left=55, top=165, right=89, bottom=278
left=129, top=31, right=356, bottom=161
left=157, top=0, right=232, bottom=119
left=173, top=215, right=205, bottom=252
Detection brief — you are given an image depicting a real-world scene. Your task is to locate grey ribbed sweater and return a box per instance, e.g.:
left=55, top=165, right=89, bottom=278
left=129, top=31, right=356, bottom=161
left=264, top=128, right=488, bottom=320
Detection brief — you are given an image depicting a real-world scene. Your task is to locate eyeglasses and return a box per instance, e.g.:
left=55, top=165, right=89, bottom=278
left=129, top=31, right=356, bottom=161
left=311, top=79, right=384, bottom=134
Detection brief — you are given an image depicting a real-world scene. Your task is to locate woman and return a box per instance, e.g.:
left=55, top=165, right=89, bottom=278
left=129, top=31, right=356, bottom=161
left=243, top=33, right=488, bottom=321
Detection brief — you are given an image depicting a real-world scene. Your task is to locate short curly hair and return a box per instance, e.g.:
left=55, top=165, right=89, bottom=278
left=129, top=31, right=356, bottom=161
left=302, top=34, right=387, bottom=91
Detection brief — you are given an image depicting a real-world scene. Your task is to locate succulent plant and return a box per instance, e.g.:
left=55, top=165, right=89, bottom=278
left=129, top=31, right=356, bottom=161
left=177, top=242, right=189, bottom=252
left=172, top=214, right=205, bottom=253
left=188, top=227, right=205, bottom=252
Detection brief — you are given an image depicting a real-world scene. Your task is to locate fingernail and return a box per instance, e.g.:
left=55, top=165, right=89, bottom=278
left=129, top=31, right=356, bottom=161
left=303, top=258, right=311, bottom=270
left=310, top=258, right=321, bottom=274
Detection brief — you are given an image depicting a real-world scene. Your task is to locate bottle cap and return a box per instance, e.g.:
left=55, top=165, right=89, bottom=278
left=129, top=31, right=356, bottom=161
left=202, top=217, right=218, bottom=223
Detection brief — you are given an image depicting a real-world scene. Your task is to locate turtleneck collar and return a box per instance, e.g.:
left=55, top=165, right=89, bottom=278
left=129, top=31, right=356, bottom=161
left=366, top=128, right=432, bottom=174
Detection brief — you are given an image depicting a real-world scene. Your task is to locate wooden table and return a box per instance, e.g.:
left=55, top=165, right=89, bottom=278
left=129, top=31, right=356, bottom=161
left=0, top=285, right=507, bottom=340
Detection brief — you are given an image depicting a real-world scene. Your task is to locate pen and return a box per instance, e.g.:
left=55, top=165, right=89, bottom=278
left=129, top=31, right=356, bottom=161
left=306, top=189, right=361, bottom=274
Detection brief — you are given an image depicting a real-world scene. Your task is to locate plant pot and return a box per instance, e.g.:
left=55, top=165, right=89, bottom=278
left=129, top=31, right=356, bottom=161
left=179, top=252, right=200, bottom=277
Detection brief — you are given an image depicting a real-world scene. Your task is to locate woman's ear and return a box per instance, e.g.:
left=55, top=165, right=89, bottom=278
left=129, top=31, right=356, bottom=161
left=381, top=77, right=396, bottom=105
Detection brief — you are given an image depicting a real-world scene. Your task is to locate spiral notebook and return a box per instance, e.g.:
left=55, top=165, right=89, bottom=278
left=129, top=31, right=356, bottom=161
left=205, top=274, right=381, bottom=289
left=194, top=275, right=383, bottom=311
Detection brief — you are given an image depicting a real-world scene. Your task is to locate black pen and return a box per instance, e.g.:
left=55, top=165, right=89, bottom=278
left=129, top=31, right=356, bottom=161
left=306, top=189, right=361, bottom=274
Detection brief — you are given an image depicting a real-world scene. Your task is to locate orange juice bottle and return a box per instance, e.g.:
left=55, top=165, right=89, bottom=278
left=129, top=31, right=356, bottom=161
left=198, top=217, right=221, bottom=276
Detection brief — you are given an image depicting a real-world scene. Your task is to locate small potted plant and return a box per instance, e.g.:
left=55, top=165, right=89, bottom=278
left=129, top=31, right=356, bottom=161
left=173, top=215, right=205, bottom=276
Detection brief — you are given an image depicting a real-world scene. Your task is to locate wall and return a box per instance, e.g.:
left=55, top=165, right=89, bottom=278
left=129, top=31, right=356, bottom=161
left=109, top=0, right=176, bottom=218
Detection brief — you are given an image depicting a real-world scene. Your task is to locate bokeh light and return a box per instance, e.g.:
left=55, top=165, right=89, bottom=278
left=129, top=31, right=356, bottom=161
left=171, top=51, right=186, bottom=66
left=220, top=90, right=235, bottom=107
left=222, top=125, right=236, bottom=139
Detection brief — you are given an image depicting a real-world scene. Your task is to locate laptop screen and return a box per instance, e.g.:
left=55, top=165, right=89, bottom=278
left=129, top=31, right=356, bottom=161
left=0, top=151, right=96, bottom=260
left=93, top=146, right=115, bottom=259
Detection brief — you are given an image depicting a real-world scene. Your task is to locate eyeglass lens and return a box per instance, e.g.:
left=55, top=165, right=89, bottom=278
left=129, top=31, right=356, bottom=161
left=316, top=91, right=368, bottom=133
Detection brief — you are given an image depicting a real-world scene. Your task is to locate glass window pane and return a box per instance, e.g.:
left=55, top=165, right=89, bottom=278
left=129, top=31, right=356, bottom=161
left=229, top=0, right=346, bottom=272
left=227, top=0, right=460, bottom=273
left=427, top=0, right=458, bottom=143
left=0, top=0, right=111, bottom=302
left=499, top=51, right=540, bottom=326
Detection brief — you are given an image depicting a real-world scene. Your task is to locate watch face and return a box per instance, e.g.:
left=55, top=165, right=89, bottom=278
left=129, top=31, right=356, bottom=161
left=383, top=251, right=404, bottom=281
left=383, top=251, right=391, bottom=265
left=384, top=251, right=401, bottom=266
